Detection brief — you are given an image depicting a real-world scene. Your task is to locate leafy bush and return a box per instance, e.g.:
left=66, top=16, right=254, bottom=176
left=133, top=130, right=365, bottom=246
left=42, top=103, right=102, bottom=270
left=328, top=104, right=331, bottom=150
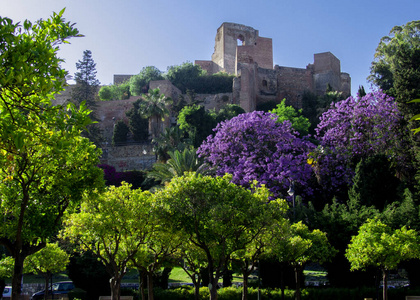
left=144, top=286, right=420, bottom=300
left=165, top=62, right=234, bottom=94
left=112, top=120, right=130, bottom=146
left=98, top=82, right=131, bottom=101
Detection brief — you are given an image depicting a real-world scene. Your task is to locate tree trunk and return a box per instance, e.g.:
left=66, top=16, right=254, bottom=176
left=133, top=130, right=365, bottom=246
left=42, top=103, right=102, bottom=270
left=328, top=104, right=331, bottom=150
left=194, top=282, right=200, bottom=300
left=242, top=273, right=248, bottom=300
left=294, top=266, right=302, bottom=300
left=192, top=275, right=200, bottom=300
left=11, top=255, right=24, bottom=300
left=147, top=272, right=154, bottom=300
left=43, top=274, right=50, bottom=300
left=209, top=278, right=218, bottom=300
left=109, top=275, right=122, bottom=300
left=138, top=269, right=146, bottom=300
left=382, top=269, right=388, bottom=300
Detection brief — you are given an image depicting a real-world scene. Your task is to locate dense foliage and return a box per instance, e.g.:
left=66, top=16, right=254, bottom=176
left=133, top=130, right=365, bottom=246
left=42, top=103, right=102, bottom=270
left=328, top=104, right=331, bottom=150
left=269, top=99, right=311, bottom=136
left=368, top=21, right=420, bottom=106
left=0, top=10, right=104, bottom=299
left=311, top=90, right=409, bottom=199
left=198, top=111, right=315, bottom=199
left=155, top=173, right=287, bottom=300
left=62, top=183, right=155, bottom=300
left=72, top=50, right=100, bottom=107
left=165, top=62, right=234, bottom=94
left=346, top=218, right=420, bottom=300
left=98, top=82, right=131, bottom=101
left=129, top=66, right=164, bottom=96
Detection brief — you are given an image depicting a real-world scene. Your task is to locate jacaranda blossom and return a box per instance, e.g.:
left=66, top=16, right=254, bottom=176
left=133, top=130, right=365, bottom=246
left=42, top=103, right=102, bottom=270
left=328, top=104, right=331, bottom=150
left=198, top=111, right=315, bottom=199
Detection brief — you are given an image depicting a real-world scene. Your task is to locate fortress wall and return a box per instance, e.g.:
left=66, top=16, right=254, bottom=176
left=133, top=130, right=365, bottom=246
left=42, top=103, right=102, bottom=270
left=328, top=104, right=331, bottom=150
left=194, top=60, right=219, bottom=74
left=95, top=97, right=140, bottom=143
left=314, top=52, right=341, bottom=75
left=275, top=66, right=314, bottom=107
left=237, top=37, right=273, bottom=71
left=100, top=144, right=156, bottom=171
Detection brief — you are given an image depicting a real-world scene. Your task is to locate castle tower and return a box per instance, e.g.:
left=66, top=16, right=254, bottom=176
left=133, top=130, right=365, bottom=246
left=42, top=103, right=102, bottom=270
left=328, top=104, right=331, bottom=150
left=196, top=23, right=273, bottom=75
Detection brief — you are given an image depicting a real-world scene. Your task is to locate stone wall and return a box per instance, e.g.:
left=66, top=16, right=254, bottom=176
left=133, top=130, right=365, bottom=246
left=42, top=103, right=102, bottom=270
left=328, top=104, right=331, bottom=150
left=100, top=144, right=156, bottom=172
left=275, top=65, right=314, bottom=107
left=236, top=36, right=273, bottom=71
left=95, top=97, right=140, bottom=144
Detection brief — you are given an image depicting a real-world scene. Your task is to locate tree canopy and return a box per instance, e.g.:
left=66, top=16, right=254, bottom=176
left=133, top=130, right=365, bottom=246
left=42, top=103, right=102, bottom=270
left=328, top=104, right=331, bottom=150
left=346, top=218, right=420, bottom=300
left=129, top=66, right=164, bottom=96
left=368, top=20, right=420, bottom=99
left=0, top=10, right=104, bottom=299
left=311, top=91, right=409, bottom=200
left=155, top=173, right=285, bottom=300
left=269, top=99, right=311, bottom=136
left=61, top=183, right=155, bottom=300
left=198, top=111, right=315, bottom=200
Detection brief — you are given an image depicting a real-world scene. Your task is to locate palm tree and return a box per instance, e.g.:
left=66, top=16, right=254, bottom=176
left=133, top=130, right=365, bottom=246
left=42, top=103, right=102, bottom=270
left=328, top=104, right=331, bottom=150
left=139, top=88, right=172, bottom=139
left=152, top=125, right=191, bottom=162
left=148, top=148, right=211, bottom=185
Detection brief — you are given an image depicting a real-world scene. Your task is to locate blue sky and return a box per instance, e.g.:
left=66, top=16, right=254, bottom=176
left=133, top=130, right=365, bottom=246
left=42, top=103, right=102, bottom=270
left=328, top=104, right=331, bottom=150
left=1, top=0, right=419, bottom=96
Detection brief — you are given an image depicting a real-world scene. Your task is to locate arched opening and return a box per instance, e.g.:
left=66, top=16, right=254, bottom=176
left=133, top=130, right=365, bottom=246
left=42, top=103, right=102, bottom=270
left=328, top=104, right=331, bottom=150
left=262, top=79, right=268, bottom=87
left=237, top=34, right=244, bottom=46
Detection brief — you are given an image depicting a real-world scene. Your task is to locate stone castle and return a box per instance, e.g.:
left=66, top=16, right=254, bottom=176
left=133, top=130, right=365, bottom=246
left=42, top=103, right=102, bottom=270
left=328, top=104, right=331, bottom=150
left=114, top=22, right=351, bottom=112
left=57, top=22, right=351, bottom=171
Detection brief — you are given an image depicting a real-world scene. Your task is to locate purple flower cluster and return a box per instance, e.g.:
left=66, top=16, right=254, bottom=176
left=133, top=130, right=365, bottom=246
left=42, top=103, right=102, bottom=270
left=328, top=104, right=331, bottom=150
left=197, top=111, right=315, bottom=199
left=313, top=90, right=407, bottom=194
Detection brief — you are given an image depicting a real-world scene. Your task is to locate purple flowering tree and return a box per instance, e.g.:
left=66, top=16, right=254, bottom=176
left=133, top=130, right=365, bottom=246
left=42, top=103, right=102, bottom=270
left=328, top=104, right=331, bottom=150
left=197, top=111, right=315, bottom=199
left=312, top=90, right=409, bottom=197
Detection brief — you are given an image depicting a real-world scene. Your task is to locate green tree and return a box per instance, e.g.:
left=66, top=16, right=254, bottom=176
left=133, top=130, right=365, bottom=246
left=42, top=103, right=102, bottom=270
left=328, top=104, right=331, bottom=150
left=212, top=104, right=245, bottom=124
left=156, top=173, right=275, bottom=300
left=129, top=66, right=164, bottom=96
left=232, top=200, right=288, bottom=300
left=173, top=238, right=207, bottom=300
left=24, top=243, right=70, bottom=300
left=72, top=50, right=100, bottom=107
left=139, top=88, right=172, bottom=139
left=61, top=183, right=155, bottom=300
left=346, top=218, right=420, bottom=300
left=348, top=155, right=401, bottom=210
left=269, top=99, right=311, bottom=136
left=368, top=20, right=420, bottom=102
left=126, top=100, right=149, bottom=142
left=165, top=62, right=205, bottom=93
left=178, top=105, right=216, bottom=148
left=112, top=120, right=130, bottom=146
left=151, top=126, right=191, bottom=162
left=129, top=229, right=181, bottom=300
left=0, top=11, right=104, bottom=300
left=267, top=221, right=336, bottom=300
left=98, top=82, right=131, bottom=101
left=71, top=49, right=103, bottom=146
left=301, top=90, right=345, bottom=135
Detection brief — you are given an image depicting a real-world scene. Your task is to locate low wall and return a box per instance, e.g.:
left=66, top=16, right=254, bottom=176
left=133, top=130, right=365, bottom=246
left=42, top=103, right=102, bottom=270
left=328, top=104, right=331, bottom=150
left=100, top=144, right=156, bottom=172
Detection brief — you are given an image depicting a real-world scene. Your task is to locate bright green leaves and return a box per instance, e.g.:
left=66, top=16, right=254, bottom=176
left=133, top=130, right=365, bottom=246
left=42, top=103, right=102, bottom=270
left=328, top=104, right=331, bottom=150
left=62, top=184, right=155, bottom=299
left=267, top=220, right=336, bottom=267
left=155, top=172, right=284, bottom=297
left=0, top=11, right=102, bottom=298
left=24, top=243, right=69, bottom=275
left=346, top=218, right=420, bottom=272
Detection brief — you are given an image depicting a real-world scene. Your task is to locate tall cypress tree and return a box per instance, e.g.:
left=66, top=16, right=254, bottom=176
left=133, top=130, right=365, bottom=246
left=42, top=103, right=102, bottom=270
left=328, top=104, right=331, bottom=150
left=72, top=50, right=103, bottom=145
left=72, top=50, right=100, bottom=107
